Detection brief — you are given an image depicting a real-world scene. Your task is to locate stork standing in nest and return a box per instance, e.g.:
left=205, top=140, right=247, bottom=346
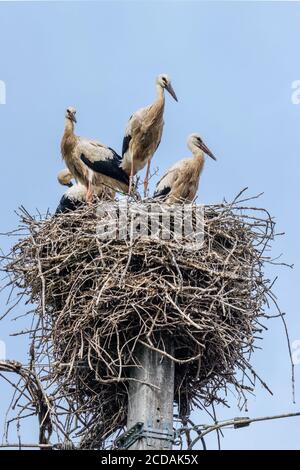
left=153, top=133, right=216, bottom=203
left=61, top=107, right=129, bottom=202
left=121, top=74, right=178, bottom=196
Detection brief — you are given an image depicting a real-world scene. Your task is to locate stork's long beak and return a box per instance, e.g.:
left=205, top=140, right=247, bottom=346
left=198, top=141, right=217, bottom=161
left=71, top=114, right=77, bottom=123
left=166, top=83, right=178, bottom=102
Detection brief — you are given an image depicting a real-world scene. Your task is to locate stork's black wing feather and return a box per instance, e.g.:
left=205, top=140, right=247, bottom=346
left=107, top=147, right=122, bottom=163
left=155, top=137, right=162, bottom=152
left=122, top=134, right=132, bottom=157
left=55, top=195, right=84, bottom=214
left=122, top=115, right=133, bottom=157
left=153, top=185, right=171, bottom=199
left=80, top=153, right=129, bottom=186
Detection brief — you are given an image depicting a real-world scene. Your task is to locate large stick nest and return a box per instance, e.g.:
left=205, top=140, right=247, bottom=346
left=2, top=192, right=281, bottom=448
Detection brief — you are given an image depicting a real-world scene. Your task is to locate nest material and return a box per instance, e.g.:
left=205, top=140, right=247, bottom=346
left=3, top=194, right=278, bottom=448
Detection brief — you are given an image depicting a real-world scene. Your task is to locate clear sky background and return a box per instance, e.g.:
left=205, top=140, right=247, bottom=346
left=0, top=0, right=300, bottom=450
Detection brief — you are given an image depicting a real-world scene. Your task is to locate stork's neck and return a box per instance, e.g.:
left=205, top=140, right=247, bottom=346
left=61, top=118, right=77, bottom=156
left=155, top=84, right=165, bottom=105
left=145, top=84, right=165, bottom=125
left=191, top=147, right=205, bottom=165
left=64, top=117, right=75, bottom=136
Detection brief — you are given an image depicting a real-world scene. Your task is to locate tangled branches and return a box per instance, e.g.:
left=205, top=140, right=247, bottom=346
left=0, top=192, right=290, bottom=448
left=0, top=360, right=52, bottom=445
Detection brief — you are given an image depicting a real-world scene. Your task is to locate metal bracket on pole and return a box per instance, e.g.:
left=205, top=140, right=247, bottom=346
left=233, top=417, right=250, bottom=428
left=115, top=422, right=144, bottom=449
left=115, top=422, right=175, bottom=450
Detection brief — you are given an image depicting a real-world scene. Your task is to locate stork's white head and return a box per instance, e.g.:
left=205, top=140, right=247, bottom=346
left=65, top=106, right=77, bottom=123
left=187, top=134, right=217, bottom=160
left=156, top=74, right=178, bottom=102
left=57, top=169, right=73, bottom=187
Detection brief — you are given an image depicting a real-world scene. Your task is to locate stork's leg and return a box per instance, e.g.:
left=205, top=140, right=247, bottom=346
left=143, top=159, right=151, bottom=198
left=86, top=181, right=94, bottom=204
left=128, top=159, right=134, bottom=195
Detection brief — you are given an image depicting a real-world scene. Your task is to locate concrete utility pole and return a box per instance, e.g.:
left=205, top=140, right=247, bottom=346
left=126, top=343, right=175, bottom=450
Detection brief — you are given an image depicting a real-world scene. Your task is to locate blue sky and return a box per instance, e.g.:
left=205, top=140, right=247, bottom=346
left=0, top=0, right=300, bottom=449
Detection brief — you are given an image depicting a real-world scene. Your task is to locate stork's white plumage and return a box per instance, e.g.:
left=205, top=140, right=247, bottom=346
left=121, top=74, right=178, bottom=196
left=55, top=166, right=115, bottom=214
left=61, top=107, right=128, bottom=202
left=55, top=168, right=86, bottom=213
left=153, top=134, right=216, bottom=203
left=55, top=183, right=87, bottom=214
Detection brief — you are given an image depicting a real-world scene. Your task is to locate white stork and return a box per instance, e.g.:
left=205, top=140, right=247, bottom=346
left=121, top=74, right=178, bottom=196
left=57, top=168, right=73, bottom=188
left=153, top=133, right=216, bottom=203
left=55, top=168, right=85, bottom=213
left=61, top=107, right=129, bottom=202
left=56, top=167, right=116, bottom=214
left=55, top=183, right=88, bottom=214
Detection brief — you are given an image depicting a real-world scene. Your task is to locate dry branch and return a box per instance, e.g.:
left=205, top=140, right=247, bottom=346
left=0, top=360, right=52, bottom=445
